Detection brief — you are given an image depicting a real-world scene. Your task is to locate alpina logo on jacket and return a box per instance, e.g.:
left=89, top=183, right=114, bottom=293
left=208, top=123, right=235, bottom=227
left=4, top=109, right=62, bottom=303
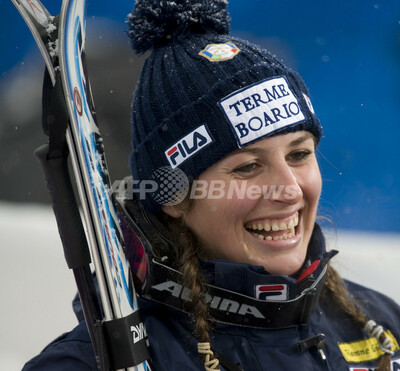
left=152, top=280, right=265, bottom=319
left=219, top=76, right=307, bottom=147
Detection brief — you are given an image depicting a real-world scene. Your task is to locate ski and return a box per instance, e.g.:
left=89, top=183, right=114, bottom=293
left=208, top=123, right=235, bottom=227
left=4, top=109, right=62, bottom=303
left=10, top=0, right=57, bottom=83
left=10, top=1, right=151, bottom=370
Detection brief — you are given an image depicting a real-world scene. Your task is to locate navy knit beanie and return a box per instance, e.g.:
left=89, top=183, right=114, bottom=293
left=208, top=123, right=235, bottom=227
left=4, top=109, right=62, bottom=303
left=127, top=0, right=322, bottom=212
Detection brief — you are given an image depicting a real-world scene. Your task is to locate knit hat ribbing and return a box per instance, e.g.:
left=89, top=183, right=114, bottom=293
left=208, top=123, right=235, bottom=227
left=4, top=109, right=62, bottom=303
left=128, top=0, right=322, bottom=212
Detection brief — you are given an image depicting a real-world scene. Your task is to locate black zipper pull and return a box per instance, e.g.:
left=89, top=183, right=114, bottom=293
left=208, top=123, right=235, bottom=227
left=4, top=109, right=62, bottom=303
left=297, top=333, right=327, bottom=363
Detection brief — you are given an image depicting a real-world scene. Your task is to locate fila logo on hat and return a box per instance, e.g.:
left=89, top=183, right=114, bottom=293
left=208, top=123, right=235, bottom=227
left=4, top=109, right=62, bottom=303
left=165, top=124, right=213, bottom=169
left=199, top=42, right=240, bottom=62
left=219, top=76, right=306, bottom=147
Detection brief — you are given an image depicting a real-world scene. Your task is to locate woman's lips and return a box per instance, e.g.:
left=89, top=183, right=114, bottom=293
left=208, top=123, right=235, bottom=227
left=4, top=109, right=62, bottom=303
left=245, top=211, right=302, bottom=248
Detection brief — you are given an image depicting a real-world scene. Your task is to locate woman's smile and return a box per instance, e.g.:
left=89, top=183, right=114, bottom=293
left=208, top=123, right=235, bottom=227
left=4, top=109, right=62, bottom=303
left=244, top=210, right=302, bottom=250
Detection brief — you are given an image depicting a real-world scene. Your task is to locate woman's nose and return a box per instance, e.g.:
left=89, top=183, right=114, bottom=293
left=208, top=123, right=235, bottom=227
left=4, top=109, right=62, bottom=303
left=261, top=163, right=303, bottom=204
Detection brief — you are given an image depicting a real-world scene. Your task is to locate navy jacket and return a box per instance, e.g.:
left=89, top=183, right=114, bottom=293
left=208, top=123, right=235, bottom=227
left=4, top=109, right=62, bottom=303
left=23, top=226, right=400, bottom=370
left=22, top=282, right=400, bottom=371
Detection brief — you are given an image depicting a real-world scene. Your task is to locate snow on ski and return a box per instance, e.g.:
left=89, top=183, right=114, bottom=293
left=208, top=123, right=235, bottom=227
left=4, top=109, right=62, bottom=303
left=10, top=0, right=57, bottom=83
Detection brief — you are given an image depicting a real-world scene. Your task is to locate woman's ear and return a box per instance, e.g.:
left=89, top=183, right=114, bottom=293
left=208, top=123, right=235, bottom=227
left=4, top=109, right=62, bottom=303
left=161, top=204, right=184, bottom=219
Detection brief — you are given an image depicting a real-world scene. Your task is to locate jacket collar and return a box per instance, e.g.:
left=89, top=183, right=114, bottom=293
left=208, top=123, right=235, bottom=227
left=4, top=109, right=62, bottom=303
left=201, top=223, right=337, bottom=300
left=142, top=223, right=338, bottom=328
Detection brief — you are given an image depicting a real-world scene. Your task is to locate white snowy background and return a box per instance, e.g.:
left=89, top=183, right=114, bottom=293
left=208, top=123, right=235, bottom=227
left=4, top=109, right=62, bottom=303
left=1, top=202, right=399, bottom=371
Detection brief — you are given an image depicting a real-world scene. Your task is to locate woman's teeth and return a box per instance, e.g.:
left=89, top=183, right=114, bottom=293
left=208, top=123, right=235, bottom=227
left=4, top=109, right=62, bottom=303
left=252, top=229, right=295, bottom=241
left=245, top=213, right=299, bottom=241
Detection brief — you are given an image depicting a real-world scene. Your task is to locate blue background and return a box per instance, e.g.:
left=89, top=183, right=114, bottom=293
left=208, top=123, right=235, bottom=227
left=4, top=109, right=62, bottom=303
left=1, top=0, right=400, bottom=232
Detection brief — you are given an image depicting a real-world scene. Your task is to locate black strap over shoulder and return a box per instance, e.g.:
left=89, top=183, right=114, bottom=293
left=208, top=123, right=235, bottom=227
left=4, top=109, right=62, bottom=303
left=101, top=311, right=150, bottom=369
left=143, top=258, right=327, bottom=329
left=41, top=14, right=69, bottom=160
left=42, top=68, right=69, bottom=158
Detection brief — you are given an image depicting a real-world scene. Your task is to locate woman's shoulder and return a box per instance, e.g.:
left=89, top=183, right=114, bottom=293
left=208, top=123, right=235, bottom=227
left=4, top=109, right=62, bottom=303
left=22, top=296, right=195, bottom=371
left=345, top=279, right=400, bottom=328
left=345, top=279, right=400, bottom=307
left=22, top=321, right=96, bottom=371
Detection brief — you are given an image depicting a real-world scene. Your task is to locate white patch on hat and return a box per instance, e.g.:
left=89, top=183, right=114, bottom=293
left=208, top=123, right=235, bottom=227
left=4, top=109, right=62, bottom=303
left=199, top=42, right=240, bottom=62
left=165, top=124, right=213, bottom=169
left=218, top=76, right=306, bottom=147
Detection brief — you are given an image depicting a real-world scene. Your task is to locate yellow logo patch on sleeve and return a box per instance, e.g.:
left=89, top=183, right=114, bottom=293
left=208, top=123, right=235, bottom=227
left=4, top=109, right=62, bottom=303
left=338, top=331, right=399, bottom=363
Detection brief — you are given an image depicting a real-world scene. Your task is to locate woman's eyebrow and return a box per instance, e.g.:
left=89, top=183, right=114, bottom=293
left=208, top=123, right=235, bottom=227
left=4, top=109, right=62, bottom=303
left=237, top=146, right=265, bottom=154
left=288, top=132, right=314, bottom=147
left=236, top=133, right=315, bottom=155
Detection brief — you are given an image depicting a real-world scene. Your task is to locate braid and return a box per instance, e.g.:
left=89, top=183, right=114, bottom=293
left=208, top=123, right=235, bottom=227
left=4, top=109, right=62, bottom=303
left=323, top=265, right=392, bottom=371
left=177, top=224, right=211, bottom=342
left=322, top=264, right=369, bottom=326
left=162, top=216, right=219, bottom=370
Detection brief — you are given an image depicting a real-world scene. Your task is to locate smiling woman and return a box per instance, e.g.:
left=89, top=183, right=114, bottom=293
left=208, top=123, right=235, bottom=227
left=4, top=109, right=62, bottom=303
left=163, top=132, right=321, bottom=276
left=22, top=1, right=400, bottom=371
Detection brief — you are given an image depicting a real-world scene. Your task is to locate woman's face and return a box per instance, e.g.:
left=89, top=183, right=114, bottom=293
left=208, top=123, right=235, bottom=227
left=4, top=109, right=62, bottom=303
left=163, top=131, right=322, bottom=276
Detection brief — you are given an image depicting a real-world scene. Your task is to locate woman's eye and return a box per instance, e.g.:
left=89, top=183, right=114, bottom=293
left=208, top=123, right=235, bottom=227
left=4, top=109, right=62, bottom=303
left=232, top=162, right=260, bottom=176
left=287, top=150, right=312, bottom=163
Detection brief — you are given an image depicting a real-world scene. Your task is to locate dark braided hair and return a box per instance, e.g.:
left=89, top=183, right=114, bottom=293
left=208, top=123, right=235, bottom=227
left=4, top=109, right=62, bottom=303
left=158, top=214, right=219, bottom=369
left=323, top=265, right=392, bottom=371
